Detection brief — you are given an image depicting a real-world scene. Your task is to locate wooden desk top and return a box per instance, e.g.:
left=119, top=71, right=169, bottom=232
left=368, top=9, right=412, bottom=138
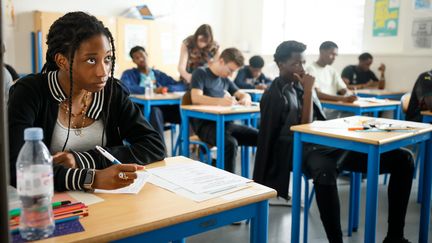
left=240, top=89, right=265, bottom=94
left=38, top=156, right=276, bottom=243
left=181, top=105, right=260, bottom=114
left=320, top=99, right=400, bottom=108
left=355, top=89, right=407, bottom=95
left=131, top=92, right=184, bottom=100
left=421, top=111, right=432, bottom=116
left=291, top=116, right=432, bottom=145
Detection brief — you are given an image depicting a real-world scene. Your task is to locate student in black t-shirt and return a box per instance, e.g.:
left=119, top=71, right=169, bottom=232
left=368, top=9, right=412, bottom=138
left=254, top=41, right=414, bottom=243
left=190, top=48, right=258, bottom=173
left=341, top=52, right=386, bottom=90
left=234, top=55, right=272, bottom=90
left=406, top=70, right=432, bottom=122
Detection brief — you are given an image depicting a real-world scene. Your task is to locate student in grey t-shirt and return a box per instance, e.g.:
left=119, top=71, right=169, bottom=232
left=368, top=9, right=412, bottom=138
left=190, top=48, right=258, bottom=173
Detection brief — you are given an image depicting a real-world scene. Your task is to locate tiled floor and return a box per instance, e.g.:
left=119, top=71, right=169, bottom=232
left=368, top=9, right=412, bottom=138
left=164, top=131, right=431, bottom=243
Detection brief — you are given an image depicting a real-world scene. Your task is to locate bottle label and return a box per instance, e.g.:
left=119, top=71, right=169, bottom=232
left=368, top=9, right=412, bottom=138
left=17, top=165, right=54, bottom=196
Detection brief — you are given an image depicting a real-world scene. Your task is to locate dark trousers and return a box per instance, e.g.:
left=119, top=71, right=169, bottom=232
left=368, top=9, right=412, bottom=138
left=303, top=146, right=414, bottom=243
left=193, top=122, right=258, bottom=173
left=149, top=105, right=181, bottom=145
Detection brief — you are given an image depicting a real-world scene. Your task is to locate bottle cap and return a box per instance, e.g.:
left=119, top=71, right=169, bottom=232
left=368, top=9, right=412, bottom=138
left=24, top=127, right=44, bottom=141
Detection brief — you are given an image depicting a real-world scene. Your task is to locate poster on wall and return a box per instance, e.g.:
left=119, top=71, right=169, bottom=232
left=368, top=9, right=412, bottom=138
left=411, top=18, right=432, bottom=48
left=124, top=24, right=148, bottom=60
left=414, top=0, right=432, bottom=10
left=373, top=0, right=400, bottom=37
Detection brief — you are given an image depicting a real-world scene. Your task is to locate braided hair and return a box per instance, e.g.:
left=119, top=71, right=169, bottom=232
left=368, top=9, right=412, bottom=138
left=42, top=11, right=116, bottom=151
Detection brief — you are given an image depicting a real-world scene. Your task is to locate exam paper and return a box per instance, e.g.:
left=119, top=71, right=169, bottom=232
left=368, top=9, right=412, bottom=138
left=148, top=174, right=251, bottom=202
left=147, top=163, right=252, bottom=194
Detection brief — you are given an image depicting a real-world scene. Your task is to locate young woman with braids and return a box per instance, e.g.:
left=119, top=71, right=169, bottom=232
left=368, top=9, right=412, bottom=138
left=8, top=12, right=166, bottom=192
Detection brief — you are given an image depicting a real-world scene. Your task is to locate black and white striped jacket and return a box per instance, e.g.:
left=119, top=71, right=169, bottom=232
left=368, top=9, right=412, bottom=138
left=9, top=71, right=166, bottom=191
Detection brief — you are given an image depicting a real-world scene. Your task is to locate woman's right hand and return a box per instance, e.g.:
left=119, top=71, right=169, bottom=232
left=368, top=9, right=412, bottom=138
left=92, top=164, right=144, bottom=190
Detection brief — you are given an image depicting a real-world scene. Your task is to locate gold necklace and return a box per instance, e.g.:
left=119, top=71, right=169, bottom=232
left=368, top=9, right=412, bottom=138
left=60, top=92, right=91, bottom=136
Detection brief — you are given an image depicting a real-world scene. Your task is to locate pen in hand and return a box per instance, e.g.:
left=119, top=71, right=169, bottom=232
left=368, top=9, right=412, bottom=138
left=96, top=146, right=122, bottom=164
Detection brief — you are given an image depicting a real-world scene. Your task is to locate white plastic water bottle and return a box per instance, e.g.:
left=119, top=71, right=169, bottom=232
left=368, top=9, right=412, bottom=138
left=148, top=81, right=154, bottom=96
left=144, top=76, right=153, bottom=96
left=16, top=127, right=55, bottom=240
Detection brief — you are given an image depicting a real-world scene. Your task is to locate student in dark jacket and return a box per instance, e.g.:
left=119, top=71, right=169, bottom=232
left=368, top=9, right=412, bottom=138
left=406, top=70, right=432, bottom=122
left=121, top=46, right=186, bottom=144
left=253, top=41, right=414, bottom=243
left=8, top=12, right=166, bottom=192
left=234, top=55, right=272, bottom=90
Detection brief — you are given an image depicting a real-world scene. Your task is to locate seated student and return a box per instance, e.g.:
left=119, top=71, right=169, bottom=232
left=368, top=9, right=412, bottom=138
left=190, top=48, right=258, bottom=173
left=254, top=40, right=414, bottom=243
left=234, top=55, right=272, bottom=90
left=406, top=70, right=432, bottom=122
left=8, top=12, right=166, bottom=192
left=306, top=41, right=357, bottom=118
left=120, top=46, right=186, bottom=143
left=341, top=52, right=386, bottom=90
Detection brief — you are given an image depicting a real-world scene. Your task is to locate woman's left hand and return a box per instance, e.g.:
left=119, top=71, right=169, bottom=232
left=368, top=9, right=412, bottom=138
left=53, top=152, right=77, bottom=168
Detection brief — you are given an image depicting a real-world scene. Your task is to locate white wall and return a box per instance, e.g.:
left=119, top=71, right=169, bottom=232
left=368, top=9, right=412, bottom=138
left=225, top=0, right=432, bottom=92
left=5, top=0, right=225, bottom=74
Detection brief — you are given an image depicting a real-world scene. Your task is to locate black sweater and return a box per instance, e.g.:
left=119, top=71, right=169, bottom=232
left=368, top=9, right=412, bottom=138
left=8, top=71, right=166, bottom=191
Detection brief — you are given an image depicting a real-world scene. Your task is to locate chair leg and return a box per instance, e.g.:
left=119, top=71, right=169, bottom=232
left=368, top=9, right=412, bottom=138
left=170, top=125, right=176, bottom=156
left=417, top=141, right=426, bottom=203
left=303, top=176, right=309, bottom=243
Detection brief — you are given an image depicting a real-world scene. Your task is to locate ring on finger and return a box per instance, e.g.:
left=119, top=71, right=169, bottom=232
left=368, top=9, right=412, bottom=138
left=118, top=172, right=129, bottom=180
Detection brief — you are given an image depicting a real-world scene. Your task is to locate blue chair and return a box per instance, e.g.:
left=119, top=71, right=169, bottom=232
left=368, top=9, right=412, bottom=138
left=164, top=124, right=178, bottom=156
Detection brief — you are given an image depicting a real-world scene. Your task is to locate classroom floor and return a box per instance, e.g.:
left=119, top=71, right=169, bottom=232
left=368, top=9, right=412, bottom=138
left=164, top=131, right=431, bottom=243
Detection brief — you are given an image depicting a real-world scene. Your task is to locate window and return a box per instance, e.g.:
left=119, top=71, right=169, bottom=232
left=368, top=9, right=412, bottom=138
left=262, top=0, right=365, bottom=54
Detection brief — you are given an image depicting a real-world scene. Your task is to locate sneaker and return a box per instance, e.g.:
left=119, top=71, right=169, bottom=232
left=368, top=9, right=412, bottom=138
left=383, top=236, right=412, bottom=243
left=231, top=221, right=243, bottom=225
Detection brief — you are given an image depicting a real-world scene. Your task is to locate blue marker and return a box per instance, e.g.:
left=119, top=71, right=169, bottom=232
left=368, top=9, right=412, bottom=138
left=96, top=146, right=122, bottom=164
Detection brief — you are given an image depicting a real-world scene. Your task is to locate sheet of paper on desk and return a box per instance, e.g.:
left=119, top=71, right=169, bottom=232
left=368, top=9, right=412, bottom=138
left=148, top=174, right=251, bottom=202
left=147, top=163, right=252, bottom=194
left=94, top=171, right=150, bottom=194
left=356, top=97, right=387, bottom=103
left=310, top=120, right=352, bottom=129
left=366, top=118, right=431, bottom=129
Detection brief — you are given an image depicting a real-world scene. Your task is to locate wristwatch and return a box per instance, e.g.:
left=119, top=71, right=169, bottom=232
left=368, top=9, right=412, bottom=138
left=83, top=169, right=95, bottom=192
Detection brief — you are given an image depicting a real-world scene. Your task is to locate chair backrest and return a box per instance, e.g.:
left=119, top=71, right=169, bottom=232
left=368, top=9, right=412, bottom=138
left=182, top=90, right=193, bottom=106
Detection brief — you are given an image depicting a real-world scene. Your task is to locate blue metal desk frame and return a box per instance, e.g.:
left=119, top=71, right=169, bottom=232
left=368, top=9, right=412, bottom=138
left=291, top=130, right=432, bottom=243
left=180, top=108, right=260, bottom=178
left=130, top=96, right=181, bottom=121
left=114, top=200, right=269, bottom=243
left=416, top=114, right=432, bottom=203
left=249, top=92, right=263, bottom=102
left=357, top=92, right=405, bottom=100
left=321, top=102, right=400, bottom=234
left=321, top=102, right=400, bottom=119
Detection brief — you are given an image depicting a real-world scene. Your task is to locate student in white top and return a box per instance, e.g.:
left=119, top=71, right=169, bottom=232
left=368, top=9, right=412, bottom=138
left=306, top=41, right=357, bottom=118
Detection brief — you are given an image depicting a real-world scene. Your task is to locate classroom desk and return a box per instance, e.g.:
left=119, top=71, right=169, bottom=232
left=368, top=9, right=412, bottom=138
left=320, top=99, right=401, bottom=119
left=422, top=111, right=432, bottom=123
left=181, top=105, right=260, bottom=178
left=240, top=89, right=264, bottom=102
left=130, top=93, right=184, bottom=121
left=290, top=116, right=432, bottom=243
left=355, top=89, right=406, bottom=100
left=416, top=111, right=432, bottom=203
left=37, top=156, right=276, bottom=243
